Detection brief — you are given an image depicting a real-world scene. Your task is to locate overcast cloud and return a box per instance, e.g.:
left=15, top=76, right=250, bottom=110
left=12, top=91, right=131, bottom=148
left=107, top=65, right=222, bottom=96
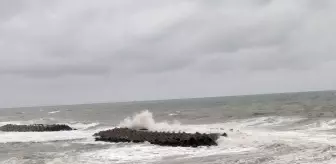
left=1, top=0, right=336, bottom=108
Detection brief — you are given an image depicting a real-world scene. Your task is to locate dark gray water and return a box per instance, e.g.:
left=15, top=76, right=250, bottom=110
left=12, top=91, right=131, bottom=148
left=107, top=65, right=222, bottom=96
left=1, top=91, right=336, bottom=163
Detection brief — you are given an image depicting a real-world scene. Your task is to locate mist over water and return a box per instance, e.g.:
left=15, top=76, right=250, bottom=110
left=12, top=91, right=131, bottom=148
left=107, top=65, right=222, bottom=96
left=1, top=91, right=336, bottom=163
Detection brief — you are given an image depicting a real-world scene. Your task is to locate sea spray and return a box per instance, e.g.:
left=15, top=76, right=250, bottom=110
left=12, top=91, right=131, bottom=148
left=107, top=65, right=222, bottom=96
left=118, top=110, right=182, bottom=132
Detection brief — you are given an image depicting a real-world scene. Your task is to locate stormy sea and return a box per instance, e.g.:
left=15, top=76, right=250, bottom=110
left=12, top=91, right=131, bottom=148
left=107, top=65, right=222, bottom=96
left=2, top=90, right=336, bottom=164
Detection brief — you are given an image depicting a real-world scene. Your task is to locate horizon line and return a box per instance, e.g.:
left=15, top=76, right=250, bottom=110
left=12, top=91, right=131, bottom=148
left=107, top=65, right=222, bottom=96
left=1, top=89, right=335, bottom=109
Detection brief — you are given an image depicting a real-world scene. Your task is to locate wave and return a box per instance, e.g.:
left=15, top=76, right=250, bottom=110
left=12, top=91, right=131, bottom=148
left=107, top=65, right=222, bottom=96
left=0, top=130, right=94, bottom=143
left=5, top=111, right=336, bottom=163
left=0, top=120, right=101, bottom=143
left=117, top=110, right=304, bottom=133
left=46, top=137, right=255, bottom=164
left=169, top=110, right=181, bottom=116
left=117, top=110, right=226, bottom=133
left=237, top=116, right=304, bottom=128
left=6, top=113, right=336, bottom=163
left=118, top=110, right=183, bottom=132
left=297, top=119, right=336, bottom=132
left=0, top=118, right=57, bottom=126
left=68, top=122, right=100, bottom=130
left=48, top=110, right=60, bottom=114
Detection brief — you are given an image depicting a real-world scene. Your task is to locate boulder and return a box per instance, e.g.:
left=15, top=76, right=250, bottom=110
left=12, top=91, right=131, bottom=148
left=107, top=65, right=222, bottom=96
left=94, top=128, right=220, bottom=147
left=221, top=132, right=228, bottom=137
left=0, top=124, right=75, bottom=132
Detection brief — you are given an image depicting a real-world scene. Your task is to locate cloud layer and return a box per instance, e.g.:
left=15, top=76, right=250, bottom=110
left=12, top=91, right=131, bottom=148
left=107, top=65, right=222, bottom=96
left=1, top=0, right=336, bottom=107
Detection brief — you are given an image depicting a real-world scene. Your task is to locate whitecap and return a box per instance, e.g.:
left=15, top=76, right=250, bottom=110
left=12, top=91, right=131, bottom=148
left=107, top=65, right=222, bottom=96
left=0, top=130, right=93, bottom=143
left=68, top=122, right=100, bottom=130
left=48, top=110, right=60, bottom=114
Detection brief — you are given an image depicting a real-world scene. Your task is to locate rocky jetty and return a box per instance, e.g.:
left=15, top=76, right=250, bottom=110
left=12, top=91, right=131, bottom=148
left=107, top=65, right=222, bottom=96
left=0, top=124, right=75, bottom=132
left=94, top=128, right=221, bottom=147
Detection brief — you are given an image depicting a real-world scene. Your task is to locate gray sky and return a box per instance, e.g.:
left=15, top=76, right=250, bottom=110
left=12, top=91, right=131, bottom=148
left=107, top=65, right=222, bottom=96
left=1, top=0, right=336, bottom=108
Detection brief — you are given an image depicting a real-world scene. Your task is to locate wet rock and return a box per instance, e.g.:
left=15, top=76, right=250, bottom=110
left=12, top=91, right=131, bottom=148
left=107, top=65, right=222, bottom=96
left=138, top=128, right=148, bottom=131
left=221, top=133, right=228, bottom=137
left=94, top=128, right=219, bottom=147
left=0, top=124, right=75, bottom=132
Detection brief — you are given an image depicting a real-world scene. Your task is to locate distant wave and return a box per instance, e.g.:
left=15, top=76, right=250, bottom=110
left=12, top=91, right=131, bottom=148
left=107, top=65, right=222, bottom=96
left=48, top=110, right=60, bottom=114
left=168, top=111, right=181, bottom=116
left=0, top=118, right=56, bottom=126
left=68, top=122, right=100, bottom=130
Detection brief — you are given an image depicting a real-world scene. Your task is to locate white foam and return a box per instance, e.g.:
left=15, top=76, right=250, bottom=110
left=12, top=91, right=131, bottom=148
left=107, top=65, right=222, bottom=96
left=301, top=119, right=336, bottom=131
left=49, top=110, right=60, bottom=114
left=118, top=110, right=184, bottom=132
left=7, top=111, right=336, bottom=164
left=51, top=111, right=266, bottom=163
left=68, top=122, right=100, bottom=130
left=236, top=116, right=303, bottom=128
left=118, top=110, right=233, bottom=133
left=1, top=157, right=28, bottom=164
left=45, top=138, right=255, bottom=164
left=118, top=110, right=302, bottom=133
left=0, top=120, right=101, bottom=143
left=169, top=111, right=181, bottom=116
left=39, top=114, right=336, bottom=163
left=0, top=130, right=94, bottom=143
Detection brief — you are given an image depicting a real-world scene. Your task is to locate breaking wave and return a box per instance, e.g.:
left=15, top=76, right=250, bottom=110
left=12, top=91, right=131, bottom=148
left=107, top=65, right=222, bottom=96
left=48, top=110, right=60, bottom=114
left=118, top=110, right=183, bottom=132
left=4, top=110, right=336, bottom=163
left=45, top=112, right=336, bottom=164
left=68, top=122, right=100, bottom=130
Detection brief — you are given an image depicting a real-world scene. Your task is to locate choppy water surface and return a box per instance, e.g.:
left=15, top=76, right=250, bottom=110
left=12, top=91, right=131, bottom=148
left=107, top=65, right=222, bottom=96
left=1, top=91, right=336, bottom=163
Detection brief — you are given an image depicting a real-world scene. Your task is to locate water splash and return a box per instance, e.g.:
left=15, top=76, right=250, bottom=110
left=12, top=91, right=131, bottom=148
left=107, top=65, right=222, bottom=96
left=118, top=110, right=182, bottom=132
